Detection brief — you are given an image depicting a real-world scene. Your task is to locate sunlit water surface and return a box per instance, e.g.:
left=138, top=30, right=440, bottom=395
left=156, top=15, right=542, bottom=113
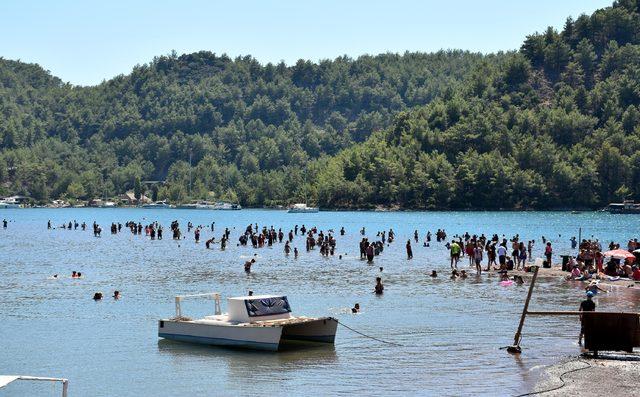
left=0, top=209, right=638, bottom=396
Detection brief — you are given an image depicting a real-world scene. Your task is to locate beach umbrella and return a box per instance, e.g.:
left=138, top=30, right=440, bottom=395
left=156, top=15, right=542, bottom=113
left=603, top=249, right=635, bottom=261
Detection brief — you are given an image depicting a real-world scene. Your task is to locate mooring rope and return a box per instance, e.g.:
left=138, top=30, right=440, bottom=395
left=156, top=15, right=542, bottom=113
left=336, top=319, right=404, bottom=346
left=513, top=359, right=591, bottom=397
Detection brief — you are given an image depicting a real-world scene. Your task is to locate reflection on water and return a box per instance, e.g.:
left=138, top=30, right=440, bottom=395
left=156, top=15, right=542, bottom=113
left=0, top=209, right=639, bottom=396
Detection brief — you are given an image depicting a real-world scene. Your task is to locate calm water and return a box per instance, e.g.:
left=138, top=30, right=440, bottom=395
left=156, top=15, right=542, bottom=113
left=1, top=209, right=639, bottom=396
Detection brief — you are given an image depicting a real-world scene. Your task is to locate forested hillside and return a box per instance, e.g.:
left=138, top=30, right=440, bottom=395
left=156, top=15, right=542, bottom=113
left=308, top=0, right=640, bottom=209
left=2, top=0, right=640, bottom=209
left=0, top=51, right=489, bottom=203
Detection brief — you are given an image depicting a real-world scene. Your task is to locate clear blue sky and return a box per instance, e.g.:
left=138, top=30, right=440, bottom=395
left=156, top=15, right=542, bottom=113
left=0, top=0, right=613, bottom=86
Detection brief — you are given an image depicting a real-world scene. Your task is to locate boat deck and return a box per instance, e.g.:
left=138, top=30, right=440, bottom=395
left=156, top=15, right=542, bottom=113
left=190, top=315, right=326, bottom=327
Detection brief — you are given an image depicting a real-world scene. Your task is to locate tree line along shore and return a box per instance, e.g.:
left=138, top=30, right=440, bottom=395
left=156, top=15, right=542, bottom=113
left=2, top=1, right=640, bottom=210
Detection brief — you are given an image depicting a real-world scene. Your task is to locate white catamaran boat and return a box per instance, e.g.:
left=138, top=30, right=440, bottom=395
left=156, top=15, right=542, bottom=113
left=287, top=203, right=319, bottom=213
left=158, top=293, right=337, bottom=351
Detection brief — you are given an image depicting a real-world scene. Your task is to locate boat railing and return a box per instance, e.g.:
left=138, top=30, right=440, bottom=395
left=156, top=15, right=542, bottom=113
left=0, top=376, right=68, bottom=396
left=175, top=293, right=221, bottom=318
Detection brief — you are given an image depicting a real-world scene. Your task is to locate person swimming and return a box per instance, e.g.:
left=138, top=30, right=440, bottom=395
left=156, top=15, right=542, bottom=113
left=113, top=291, right=120, bottom=299
left=430, top=270, right=437, bottom=278
left=351, top=303, right=360, bottom=313
left=93, top=292, right=103, bottom=301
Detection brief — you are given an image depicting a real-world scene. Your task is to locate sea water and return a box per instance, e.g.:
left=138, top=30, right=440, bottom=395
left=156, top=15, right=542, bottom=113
left=0, top=209, right=638, bottom=396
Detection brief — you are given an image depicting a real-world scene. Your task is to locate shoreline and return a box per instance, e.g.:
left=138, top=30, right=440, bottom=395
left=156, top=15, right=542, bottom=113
left=528, top=354, right=639, bottom=396
left=0, top=206, right=608, bottom=212
left=481, top=265, right=640, bottom=291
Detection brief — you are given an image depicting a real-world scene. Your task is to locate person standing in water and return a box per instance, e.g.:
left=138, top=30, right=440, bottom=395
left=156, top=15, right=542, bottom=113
left=374, top=277, right=384, bottom=295
left=544, top=242, right=553, bottom=267
left=579, top=291, right=596, bottom=345
left=244, top=258, right=256, bottom=273
left=473, top=243, right=483, bottom=275
left=450, top=240, right=461, bottom=269
left=406, top=240, right=413, bottom=260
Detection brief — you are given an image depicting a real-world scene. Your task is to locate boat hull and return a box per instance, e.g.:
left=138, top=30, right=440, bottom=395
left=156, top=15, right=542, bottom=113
left=281, top=318, right=338, bottom=344
left=158, top=317, right=337, bottom=351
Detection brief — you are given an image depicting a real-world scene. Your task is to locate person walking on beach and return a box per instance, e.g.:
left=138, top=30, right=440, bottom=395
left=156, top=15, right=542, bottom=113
left=579, top=291, right=596, bottom=345
left=496, top=243, right=507, bottom=269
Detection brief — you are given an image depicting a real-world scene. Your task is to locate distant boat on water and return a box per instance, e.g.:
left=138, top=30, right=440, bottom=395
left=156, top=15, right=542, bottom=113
left=0, top=196, right=28, bottom=208
left=141, top=200, right=174, bottom=209
left=176, top=201, right=241, bottom=210
left=287, top=203, right=319, bottom=213
left=0, top=200, right=20, bottom=209
left=604, top=200, right=640, bottom=214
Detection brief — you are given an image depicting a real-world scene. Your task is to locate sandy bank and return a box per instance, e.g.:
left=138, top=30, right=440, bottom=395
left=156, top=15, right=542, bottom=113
left=526, top=354, right=640, bottom=396
left=478, top=265, right=640, bottom=291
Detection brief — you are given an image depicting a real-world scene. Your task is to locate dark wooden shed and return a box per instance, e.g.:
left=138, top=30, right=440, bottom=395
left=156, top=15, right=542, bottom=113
left=583, top=312, right=640, bottom=354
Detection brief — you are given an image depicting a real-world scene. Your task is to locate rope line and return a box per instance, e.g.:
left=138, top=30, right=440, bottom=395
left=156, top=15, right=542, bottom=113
left=336, top=320, right=404, bottom=346
left=514, top=359, right=591, bottom=397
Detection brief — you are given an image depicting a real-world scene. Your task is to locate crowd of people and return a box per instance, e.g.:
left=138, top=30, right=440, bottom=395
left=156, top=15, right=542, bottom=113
left=0, top=215, right=631, bottom=308
left=565, top=238, right=640, bottom=282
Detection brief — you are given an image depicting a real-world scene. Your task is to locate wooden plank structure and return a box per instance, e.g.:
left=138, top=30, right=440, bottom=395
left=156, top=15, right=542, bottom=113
left=507, top=266, right=640, bottom=355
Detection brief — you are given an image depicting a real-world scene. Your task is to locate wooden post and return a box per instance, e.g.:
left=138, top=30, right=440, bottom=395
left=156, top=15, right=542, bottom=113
left=508, top=266, right=539, bottom=353
left=578, top=227, right=582, bottom=246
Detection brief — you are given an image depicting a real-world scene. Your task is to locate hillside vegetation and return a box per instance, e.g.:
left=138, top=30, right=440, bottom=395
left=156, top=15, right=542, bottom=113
left=2, top=1, right=640, bottom=209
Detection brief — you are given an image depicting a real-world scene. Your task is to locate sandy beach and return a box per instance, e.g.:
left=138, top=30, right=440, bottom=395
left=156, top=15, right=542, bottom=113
left=528, top=354, right=640, bottom=396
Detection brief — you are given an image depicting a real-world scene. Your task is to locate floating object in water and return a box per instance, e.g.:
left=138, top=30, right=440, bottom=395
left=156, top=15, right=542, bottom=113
left=158, top=292, right=338, bottom=351
left=500, top=280, right=514, bottom=287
